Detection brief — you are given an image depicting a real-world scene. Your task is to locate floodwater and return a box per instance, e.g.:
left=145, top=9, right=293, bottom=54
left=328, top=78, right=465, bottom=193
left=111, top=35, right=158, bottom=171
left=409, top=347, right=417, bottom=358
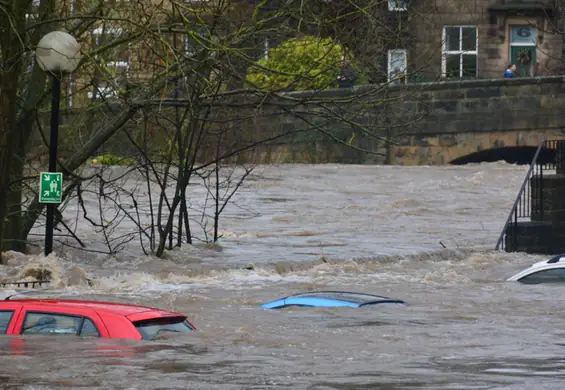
left=1, top=163, right=563, bottom=390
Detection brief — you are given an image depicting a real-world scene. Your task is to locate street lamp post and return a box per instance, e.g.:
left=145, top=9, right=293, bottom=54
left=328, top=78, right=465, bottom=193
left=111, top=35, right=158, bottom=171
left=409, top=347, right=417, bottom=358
left=35, top=31, right=81, bottom=256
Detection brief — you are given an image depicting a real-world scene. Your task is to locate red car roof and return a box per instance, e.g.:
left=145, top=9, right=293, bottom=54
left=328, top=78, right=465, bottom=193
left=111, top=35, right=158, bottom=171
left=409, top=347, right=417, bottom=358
left=0, top=299, right=184, bottom=319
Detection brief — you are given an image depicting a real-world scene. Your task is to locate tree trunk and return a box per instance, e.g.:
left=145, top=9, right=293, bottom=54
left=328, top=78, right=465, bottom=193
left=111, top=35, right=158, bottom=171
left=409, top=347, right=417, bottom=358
left=0, top=2, right=25, bottom=259
left=0, top=95, right=15, bottom=259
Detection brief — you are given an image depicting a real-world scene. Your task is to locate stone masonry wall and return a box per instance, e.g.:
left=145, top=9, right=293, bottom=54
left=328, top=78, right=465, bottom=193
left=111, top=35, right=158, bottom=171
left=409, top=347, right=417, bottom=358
left=40, top=76, right=565, bottom=166
left=280, top=75, right=565, bottom=165
left=407, top=0, right=564, bottom=80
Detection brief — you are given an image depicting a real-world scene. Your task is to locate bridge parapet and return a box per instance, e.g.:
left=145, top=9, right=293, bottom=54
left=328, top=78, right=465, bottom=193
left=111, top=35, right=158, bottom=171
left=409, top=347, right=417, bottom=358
left=271, top=76, right=565, bottom=165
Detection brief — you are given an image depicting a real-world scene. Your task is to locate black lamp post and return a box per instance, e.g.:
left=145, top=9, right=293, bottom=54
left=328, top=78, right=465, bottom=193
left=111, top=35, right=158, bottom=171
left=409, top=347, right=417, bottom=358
left=43, top=74, right=61, bottom=256
left=35, top=31, right=81, bottom=256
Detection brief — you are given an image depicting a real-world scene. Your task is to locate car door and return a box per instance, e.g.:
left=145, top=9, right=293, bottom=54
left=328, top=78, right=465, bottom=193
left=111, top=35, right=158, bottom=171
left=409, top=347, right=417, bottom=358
left=0, top=304, right=23, bottom=335
left=13, top=305, right=109, bottom=337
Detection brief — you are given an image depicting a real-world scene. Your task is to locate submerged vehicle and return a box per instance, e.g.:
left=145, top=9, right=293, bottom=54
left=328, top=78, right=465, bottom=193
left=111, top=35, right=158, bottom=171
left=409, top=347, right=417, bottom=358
left=507, top=254, right=565, bottom=284
left=261, top=291, right=407, bottom=309
left=0, top=298, right=196, bottom=340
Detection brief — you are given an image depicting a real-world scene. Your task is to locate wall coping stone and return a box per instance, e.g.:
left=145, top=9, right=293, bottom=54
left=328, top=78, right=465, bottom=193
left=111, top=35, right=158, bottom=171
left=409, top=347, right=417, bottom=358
left=283, top=76, right=565, bottom=100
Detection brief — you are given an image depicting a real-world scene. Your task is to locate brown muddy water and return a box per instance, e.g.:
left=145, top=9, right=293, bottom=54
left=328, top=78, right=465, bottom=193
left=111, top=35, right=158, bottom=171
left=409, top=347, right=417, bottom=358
left=0, top=163, right=563, bottom=390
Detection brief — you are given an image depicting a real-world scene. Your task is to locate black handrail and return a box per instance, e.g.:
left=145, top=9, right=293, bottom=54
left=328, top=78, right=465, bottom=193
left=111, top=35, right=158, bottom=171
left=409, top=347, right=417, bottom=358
left=495, top=140, right=559, bottom=251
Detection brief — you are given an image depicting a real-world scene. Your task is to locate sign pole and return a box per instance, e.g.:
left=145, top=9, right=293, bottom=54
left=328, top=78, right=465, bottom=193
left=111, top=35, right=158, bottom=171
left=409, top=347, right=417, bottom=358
left=44, top=74, right=61, bottom=256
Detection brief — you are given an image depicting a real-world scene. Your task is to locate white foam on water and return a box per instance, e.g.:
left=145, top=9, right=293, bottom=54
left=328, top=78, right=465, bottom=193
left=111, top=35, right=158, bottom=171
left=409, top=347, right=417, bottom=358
left=484, top=368, right=532, bottom=374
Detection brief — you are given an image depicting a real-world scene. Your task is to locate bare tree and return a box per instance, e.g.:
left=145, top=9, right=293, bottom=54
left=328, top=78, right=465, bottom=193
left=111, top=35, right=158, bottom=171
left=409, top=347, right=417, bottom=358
left=0, top=0, right=440, bottom=260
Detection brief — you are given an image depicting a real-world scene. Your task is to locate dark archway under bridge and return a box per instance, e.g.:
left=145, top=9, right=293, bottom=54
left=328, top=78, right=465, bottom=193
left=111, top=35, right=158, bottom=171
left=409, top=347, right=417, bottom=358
left=449, top=146, right=557, bottom=165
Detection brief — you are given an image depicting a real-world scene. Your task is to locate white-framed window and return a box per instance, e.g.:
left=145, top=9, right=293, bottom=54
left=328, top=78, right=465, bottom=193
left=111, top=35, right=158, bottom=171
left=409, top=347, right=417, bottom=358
left=87, top=87, right=120, bottom=100
left=27, top=0, right=39, bottom=21
left=388, top=0, right=407, bottom=11
left=442, top=26, right=478, bottom=78
left=91, top=26, right=130, bottom=99
left=387, top=49, right=407, bottom=84
left=510, top=26, right=537, bottom=46
left=67, top=74, right=75, bottom=108
left=88, top=59, right=129, bottom=100
left=184, top=34, right=196, bottom=57
left=263, top=38, right=269, bottom=60
left=25, top=12, right=38, bottom=22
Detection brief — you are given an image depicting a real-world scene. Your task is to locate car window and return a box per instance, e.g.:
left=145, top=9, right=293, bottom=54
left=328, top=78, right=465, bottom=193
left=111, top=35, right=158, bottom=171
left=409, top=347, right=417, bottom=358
left=519, top=268, right=565, bottom=284
left=0, top=311, right=14, bottom=334
left=22, top=312, right=80, bottom=335
left=21, top=312, right=100, bottom=337
left=80, top=318, right=100, bottom=337
left=133, top=317, right=194, bottom=340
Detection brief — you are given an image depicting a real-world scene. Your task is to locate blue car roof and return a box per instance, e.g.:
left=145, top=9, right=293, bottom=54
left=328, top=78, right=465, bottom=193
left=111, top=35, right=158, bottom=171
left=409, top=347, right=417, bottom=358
left=261, top=291, right=407, bottom=309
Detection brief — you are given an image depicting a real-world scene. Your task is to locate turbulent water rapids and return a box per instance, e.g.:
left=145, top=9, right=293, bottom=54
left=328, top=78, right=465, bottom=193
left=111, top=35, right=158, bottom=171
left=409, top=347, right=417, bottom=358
left=0, top=163, right=562, bottom=390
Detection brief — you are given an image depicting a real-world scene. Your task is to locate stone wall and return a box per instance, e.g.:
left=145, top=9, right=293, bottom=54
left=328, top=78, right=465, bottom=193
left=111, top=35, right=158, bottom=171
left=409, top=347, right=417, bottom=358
left=40, top=75, right=565, bottom=166
left=407, top=0, right=564, bottom=80
left=390, top=76, right=565, bottom=164
left=506, top=171, right=565, bottom=254
left=277, top=75, right=565, bottom=165
left=502, top=140, right=565, bottom=254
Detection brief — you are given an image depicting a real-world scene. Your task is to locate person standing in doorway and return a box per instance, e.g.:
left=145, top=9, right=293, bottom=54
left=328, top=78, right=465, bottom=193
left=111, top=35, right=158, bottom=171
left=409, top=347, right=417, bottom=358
left=504, top=64, right=516, bottom=79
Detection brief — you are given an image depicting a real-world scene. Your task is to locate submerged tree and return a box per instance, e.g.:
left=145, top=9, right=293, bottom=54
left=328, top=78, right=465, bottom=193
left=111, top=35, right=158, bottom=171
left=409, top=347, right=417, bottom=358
left=0, top=0, right=433, bottom=260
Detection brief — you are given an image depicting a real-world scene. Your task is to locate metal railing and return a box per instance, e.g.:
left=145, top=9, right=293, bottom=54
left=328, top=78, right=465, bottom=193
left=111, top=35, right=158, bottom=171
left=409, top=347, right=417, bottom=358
left=495, top=140, right=561, bottom=251
left=0, top=280, right=51, bottom=289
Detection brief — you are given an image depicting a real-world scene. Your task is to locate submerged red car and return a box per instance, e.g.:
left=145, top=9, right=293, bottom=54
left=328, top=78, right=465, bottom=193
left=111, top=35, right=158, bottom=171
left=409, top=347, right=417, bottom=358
left=0, top=299, right=196, bottom=340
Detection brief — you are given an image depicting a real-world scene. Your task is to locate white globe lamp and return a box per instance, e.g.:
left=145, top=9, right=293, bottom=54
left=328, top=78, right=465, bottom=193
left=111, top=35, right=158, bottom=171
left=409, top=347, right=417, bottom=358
left=36, top=31, right=81, bottom=74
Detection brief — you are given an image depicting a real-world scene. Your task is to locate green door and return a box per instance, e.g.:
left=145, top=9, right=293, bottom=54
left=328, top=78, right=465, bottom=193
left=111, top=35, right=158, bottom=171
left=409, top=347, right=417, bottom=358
left=511, top=46, right=536, bottom=77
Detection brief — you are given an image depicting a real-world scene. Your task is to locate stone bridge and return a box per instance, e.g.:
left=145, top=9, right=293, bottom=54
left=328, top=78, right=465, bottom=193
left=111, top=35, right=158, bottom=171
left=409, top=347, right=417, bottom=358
left=390, top=76, right=565, bottom=165
left=53, top=76, right=565, bottom=166
left=261, top=75, right=565, bottom=165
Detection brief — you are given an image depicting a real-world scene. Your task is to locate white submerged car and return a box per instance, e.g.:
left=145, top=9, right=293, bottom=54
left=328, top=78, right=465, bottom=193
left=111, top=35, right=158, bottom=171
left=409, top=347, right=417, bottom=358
left=507, top=255, right=565, bottom=284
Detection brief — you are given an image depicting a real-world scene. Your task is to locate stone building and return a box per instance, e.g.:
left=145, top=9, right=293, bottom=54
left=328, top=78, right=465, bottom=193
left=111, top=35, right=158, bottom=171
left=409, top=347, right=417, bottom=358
left=27, top=0, right=565, bottom=105
left=383, top=0, right=563, bottom=82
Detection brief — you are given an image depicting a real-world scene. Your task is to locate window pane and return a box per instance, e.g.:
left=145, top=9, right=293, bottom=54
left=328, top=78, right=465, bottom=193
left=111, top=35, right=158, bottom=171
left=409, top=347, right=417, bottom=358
left=520, top=268, right=565, bottom=284
left=462, top=27, right=477, bottom=51
left=22, top=312, right=80, bottom=335
left=388, top=50, right=407, bottom=82
left=0, top=311, right=14, bottom=334
left=388, top=0, right=407, bottom=10
left=389, top=51, right=406, bottom=71
left=134, top=317, right=194, bottom=340
left=445, top=27, right=460, bottom=51
left=95, top=32, right=130, bottom=64
left=445, top=54, right=460, bottom=78
left=462, top=55, right=477, bottom=77
left=80, top=318, right=100, bottom=337
left=511, top=27, right=537, bottom=45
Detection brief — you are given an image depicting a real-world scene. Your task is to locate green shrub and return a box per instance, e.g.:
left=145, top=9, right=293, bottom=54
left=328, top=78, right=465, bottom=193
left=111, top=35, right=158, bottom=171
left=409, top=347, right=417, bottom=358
left=246, top=36, right=346, bottom=91
left=88, top=154, right=136, bottom=166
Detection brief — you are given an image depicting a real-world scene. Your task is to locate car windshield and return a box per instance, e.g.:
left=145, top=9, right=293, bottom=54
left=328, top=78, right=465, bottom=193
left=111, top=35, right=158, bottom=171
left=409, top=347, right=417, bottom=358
left=133, top=317, right=194, bottom=340
left=291, top=292, right=389, bottom=305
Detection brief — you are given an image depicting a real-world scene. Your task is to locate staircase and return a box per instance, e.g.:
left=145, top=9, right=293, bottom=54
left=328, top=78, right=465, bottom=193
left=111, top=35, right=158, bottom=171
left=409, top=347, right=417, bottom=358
left=495, top=140, right=565, bottom=254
